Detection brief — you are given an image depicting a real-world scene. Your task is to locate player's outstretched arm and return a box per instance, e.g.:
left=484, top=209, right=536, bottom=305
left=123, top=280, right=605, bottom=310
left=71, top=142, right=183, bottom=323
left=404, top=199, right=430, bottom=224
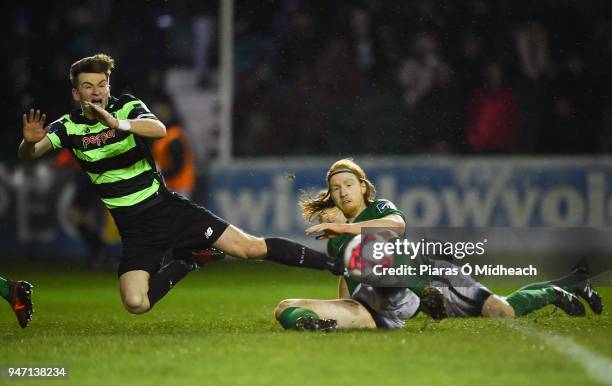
left=306, top=214, right=405, bottom=240
left=84, top=101, right=166, bottom=139
left=18, top=109, right=52, bottom=161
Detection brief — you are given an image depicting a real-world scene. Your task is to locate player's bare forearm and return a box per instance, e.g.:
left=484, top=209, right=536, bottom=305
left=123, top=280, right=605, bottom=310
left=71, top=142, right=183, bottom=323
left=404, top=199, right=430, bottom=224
left=84, top=101, right=166, bottom=139
left=306, top=215, right=405, bottom=239
left=18, top=141, right=36, bottom=161
left=126, top=119, right=166, bottom=139
left=346, top=215, right=406, bottom=235
left=18, top=138, right=52, bottom=161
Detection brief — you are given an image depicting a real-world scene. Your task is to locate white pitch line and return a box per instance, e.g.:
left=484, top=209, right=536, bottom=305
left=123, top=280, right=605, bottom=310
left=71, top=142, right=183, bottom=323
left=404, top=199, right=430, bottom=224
left=504, top=320, right=612, bottom=385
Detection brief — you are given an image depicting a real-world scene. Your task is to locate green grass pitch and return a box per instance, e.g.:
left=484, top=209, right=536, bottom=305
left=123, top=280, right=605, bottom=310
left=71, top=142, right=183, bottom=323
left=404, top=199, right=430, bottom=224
left=1, top=260, right=611, bottom=386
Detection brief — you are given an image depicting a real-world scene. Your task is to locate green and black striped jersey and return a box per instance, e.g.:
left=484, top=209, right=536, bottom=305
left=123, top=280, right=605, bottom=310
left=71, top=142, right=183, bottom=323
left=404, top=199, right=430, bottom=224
left=46, top=94, right=165, bottom=214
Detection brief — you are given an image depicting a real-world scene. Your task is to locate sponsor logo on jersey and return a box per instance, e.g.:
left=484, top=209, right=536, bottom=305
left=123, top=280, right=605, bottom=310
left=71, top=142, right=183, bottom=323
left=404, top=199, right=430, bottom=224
left=376, top=200, right=395, bottom=213
left=82, top=129, right=117, bottom=149
left=205, top=227, right=213, bottom=239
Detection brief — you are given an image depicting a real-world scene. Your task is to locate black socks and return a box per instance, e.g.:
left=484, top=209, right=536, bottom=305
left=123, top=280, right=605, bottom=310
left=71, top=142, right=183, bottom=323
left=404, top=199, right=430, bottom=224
left=146, top=237, right=343, bottom=310
left=264, top=238, right=343, bottom=275
left=147, top=260, right=194, bottom=308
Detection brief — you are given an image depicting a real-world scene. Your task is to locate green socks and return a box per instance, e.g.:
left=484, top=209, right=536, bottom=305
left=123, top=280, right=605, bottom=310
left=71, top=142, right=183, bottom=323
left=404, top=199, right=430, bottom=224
left=505, top=287, right=557, bottom=317
left=0, top=276, right=9, bottom=299
left=278, top=307, right=319, bottom=329
left=506, top=272, right=583, bottom=316
left=516, top=278, right=573, bottom=294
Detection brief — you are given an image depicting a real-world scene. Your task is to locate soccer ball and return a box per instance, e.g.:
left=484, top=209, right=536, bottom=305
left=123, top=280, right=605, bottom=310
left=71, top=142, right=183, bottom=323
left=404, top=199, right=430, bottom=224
left=343, top=235, right=364, bottom=280
left=343, top=233, right=394, bottom=282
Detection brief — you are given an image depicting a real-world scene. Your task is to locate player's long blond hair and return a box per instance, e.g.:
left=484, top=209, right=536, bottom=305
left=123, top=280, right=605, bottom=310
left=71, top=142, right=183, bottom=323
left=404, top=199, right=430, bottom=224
left=300, top=158, right=376, bottom=222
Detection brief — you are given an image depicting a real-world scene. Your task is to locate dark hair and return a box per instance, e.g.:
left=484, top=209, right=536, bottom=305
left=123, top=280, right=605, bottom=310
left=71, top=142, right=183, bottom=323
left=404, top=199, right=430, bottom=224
left=69, top=53, right=115, bottom=87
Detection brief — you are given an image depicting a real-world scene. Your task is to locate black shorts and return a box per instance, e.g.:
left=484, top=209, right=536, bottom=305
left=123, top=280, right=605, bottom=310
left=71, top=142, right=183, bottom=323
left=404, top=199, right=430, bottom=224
left=112, top=192, right=229, bottom=277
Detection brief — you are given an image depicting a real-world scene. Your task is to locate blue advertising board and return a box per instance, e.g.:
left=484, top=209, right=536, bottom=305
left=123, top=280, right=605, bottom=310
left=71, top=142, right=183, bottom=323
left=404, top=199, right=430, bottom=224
left=1, top=157, right=612, bottom=258
left=208, top=157, right=612, bottom=235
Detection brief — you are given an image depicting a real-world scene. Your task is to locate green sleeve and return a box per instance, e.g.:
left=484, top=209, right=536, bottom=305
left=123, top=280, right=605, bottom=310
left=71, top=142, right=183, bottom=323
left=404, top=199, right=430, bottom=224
left=373, top=199, right=405, bottom=222
left=45, top=117, right=69, bottom=150
left=46, top=132, right=62, bottom=150
left=116, top=94, right=158, bottom=120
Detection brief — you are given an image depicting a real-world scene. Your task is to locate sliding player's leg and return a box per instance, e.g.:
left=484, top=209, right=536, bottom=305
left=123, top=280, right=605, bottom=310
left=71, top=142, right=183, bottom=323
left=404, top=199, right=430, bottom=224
left=118, top=249, right=196, bottom=314
left=481, top=294, right=515, bottom=317
left=436, top=281, right=585, bottom=319
left=435, top=282, right=494, bottom=318
left=119, top=270, right=151, bottom=314
left=212, top=224, right=343, bottom=274
left=172, top=246, right=226, bottom=266
left=429, top=260, right=494, bottom=318
left=510, top=264, right=602, bottom=314
left=429, top=260, right=585, bottom=318
left=275, top=298, right=377, bottom=330
left=505, top=285, right=585, bottom=317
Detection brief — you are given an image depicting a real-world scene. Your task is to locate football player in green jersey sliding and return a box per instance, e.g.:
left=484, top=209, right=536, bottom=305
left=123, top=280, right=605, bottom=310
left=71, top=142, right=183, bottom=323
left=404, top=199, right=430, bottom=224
left=275, top=159, right=602, bottom=330
left=276, top=158, right=444, bottom=330
left=18, top=53, right=343, bottom=316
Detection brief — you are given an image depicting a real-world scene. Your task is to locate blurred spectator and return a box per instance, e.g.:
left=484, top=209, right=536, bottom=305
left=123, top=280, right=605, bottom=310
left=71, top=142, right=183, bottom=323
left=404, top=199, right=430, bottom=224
left=347, top=6, right=384, bottom=85
left=588, top=23, right=612, bottom=152
left=514, top=21, right=553, bottom=82
left=537, top=95, right=588, bottom=153
left=453, top=30, right=486, bottom=98
left=467, top=62, right=520, bottom=152
left=397, top=31, right=458, bottom=152
left=397, top=32, right=451, bottom=111
left=233, top=61, right=289, bottom=155
left=192, top=2, right=217, bottom=88
left=275, top=6, right=320, bottom=85
left=315, top=37, right=362, bottom=102
left=152, top=97, right=196, bottom=199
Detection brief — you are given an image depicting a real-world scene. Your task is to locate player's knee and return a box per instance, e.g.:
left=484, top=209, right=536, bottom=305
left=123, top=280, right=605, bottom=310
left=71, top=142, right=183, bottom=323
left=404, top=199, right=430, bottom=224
left=274, top=299, right=303, bottom=319
left=481, top=295, right=515, bottom=318
left=122, top=293, right=150, bottom=314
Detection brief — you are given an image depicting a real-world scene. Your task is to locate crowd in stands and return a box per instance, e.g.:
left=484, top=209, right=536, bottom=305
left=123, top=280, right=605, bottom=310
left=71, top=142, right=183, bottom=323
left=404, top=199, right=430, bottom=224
left=232, top=0, right=612, bottom=155
left=3, top=0, right=611, bottom=162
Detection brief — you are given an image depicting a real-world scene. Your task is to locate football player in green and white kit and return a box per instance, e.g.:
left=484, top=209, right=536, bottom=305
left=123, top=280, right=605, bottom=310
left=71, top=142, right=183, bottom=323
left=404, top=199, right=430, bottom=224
left=275, top=159, right=602, bottom=330
left=275, top=158, right=444, bottom=330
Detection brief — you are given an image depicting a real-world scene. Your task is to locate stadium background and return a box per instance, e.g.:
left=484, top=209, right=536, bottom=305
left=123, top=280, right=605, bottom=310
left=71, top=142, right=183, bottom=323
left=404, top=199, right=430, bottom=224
left=3, top=0, right=612, bottom=257
left=1, top=2, right=611, bottom=386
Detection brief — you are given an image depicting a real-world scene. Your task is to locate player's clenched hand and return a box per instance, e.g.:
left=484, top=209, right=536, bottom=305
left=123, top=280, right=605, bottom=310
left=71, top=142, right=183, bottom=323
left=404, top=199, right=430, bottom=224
left=22, top=109, right=48, bottom=144
left=306, top=223, right=349, bottom=240
left=83, top=101, right=119, bottom=129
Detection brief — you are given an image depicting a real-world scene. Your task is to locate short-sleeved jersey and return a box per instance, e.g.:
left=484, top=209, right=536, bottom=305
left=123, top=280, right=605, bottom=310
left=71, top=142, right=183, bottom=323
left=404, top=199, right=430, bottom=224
left=327, top=199, right=405, bottom=294
left=46, top=94, right=165, bottom=214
